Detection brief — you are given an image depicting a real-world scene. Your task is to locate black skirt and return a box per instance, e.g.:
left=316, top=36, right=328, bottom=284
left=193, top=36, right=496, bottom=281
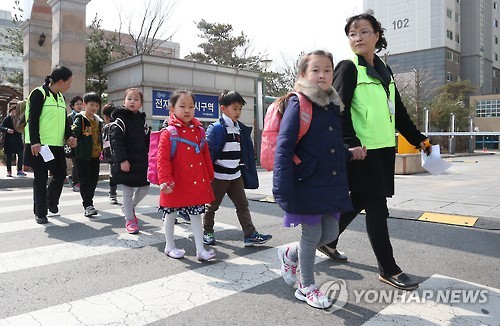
left=346, top=147, right=396, bottom=197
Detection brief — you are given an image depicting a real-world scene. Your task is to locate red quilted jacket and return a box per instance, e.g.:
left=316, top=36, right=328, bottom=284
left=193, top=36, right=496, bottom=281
left=158, top=114, right=215, bottom=208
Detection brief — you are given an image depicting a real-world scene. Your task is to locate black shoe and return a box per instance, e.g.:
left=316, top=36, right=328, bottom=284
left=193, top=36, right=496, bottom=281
left=35, top=216, right=48, bottom=224
left=318, top=245, right=348, bottom=262
left=48, top=204, right=58, bottom=214
left=379, top=273, right=419, bottom=291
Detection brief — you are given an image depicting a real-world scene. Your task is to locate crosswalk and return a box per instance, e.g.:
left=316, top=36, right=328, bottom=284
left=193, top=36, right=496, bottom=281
left=0, top=182, right=499, bottom=325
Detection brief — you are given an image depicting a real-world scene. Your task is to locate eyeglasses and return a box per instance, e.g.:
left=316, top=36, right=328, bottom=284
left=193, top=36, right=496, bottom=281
left=347, top=30, right=375, bottom=40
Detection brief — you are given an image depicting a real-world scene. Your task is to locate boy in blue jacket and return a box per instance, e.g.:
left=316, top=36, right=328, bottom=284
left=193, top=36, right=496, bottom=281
left=203, top=90, right=272, bottom=247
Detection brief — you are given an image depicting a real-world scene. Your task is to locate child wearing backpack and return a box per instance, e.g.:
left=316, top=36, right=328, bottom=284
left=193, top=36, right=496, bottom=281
left=273, top=50, right=365, bottom=309
left=157, top=90, right=216, bottom=261
left=102, top=103, right=118, bottom=204
left=71, top=92, right=103, bottom=217
left=202, top=90, right=272, bottom=247
left=109, top=88, right=150, bottom=234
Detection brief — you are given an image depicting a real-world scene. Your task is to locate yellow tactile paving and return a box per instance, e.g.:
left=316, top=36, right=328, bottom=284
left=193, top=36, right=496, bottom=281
left=418, top=212, right=478, bottom=227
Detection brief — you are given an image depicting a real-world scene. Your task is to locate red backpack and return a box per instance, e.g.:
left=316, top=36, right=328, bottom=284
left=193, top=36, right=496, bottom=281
left=260, top=92, right=313, bottom=171
left=147, top=125, right=206, bottom=185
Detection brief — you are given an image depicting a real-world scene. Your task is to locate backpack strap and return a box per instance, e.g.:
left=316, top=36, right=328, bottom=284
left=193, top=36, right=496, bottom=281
left=166, top=125, right=206, bottom=158
left=288, top=91, right=313, bottom=165
left=166, top=126, right=179, bottom=158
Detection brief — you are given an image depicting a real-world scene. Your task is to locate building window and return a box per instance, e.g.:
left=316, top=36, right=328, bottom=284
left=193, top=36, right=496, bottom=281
left=455, top=33, right=460, bottom=43
left=476, top=99, right=500, bottom=117
left=496, top=36, right=499, bottom=44
left=447, top=30, right=453, bottom=40
left=446, top=72, right=453, bottom=81
left=456, top=75, right=461, bottom=81
left=496, top=19, right=499, bottom=28
left=495, top=53, right=499, bottom=61
left=447, top=9, right=452, bottom=18
left=494, top=70, right=498, bottom=78
left=455, top=55, right=461, bottom=63
left=495, top=2, right=498, bottom=9
left=455, top=13, right=460, bottom=22
left=446, top=51, right=453, bottom=60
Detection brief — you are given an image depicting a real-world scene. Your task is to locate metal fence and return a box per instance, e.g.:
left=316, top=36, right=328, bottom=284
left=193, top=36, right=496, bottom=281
left=423, top=132, right=500, bottom=153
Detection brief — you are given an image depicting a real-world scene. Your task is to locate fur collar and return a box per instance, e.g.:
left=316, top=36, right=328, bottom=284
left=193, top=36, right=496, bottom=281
left=294, top=79, right=344, bottom=111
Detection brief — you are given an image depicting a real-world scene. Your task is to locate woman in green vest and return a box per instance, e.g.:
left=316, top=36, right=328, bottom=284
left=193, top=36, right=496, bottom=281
left=24, top=66, right=77, bottom=224
left=319, top=12, right=432, bottom=290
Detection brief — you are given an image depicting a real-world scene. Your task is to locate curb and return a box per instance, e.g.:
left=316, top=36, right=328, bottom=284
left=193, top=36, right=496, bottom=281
left=247, top=194, right=500, bottom=231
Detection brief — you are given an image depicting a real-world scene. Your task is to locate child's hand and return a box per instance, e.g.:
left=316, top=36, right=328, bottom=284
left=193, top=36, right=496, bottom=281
left=120, top=160, right=130, bottom=172
left=349, top=146, right=367, bottom=160
left=160, top=182, right=174, bottom=194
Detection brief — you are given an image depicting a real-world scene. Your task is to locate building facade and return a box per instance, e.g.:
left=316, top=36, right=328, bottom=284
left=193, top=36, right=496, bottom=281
left=364, top=0, right=500, bottom=95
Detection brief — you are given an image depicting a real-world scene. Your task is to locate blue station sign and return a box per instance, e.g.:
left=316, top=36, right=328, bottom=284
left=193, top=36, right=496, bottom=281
left=152, top=90, right=219, bottom=119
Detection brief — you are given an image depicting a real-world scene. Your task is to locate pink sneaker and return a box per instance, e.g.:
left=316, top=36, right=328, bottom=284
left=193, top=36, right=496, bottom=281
left=197, top=249, right=216, bottom=261
left=125, top=220, right=139, bottom=234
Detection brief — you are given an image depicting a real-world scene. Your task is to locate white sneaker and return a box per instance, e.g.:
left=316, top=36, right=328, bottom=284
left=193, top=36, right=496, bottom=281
left=277, top=246, right=298, bottom=285
left=197, top=249, right=216, bottom=261
left=165, top=248, right=185, bottom=259
left=295, top=283, right=332, bottom=309
left=84, top=206, right=98, bottom=217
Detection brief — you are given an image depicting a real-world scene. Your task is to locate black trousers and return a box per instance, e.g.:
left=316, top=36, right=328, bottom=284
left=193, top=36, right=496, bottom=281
left=27, top=145, right=66, bottom=218
left=70, top=158, right=79, bottom=185
left=5, top=150, right=23, bottom=172
left=76, top=158, right=100, bottom=208
left=326, top=192, right=402, bottom=276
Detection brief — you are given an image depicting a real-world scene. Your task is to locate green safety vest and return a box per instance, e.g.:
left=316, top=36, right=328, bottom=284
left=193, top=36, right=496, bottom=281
left=351, top=55, right=396, bottom=149
left=25, top=86, right=67, bottom=146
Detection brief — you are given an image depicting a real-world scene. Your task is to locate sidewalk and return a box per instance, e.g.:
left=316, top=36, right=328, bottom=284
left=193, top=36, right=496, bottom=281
left=2, top=151, right=500, bottom=228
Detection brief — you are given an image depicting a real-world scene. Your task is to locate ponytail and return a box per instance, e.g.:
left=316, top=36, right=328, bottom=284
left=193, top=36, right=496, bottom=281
left=45, top=66, right=73, bottom=85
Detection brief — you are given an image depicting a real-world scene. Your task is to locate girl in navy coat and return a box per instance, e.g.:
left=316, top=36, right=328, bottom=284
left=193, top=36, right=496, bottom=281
left=273, top=50, right=366, bottom=309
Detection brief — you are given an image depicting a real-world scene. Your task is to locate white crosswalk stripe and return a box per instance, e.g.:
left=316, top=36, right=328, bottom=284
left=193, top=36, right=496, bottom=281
left=0, top=247, right=287, bottom=326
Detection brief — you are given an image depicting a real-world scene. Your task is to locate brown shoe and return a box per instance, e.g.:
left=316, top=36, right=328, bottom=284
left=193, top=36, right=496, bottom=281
left=318, top=245, right=348, bottom=262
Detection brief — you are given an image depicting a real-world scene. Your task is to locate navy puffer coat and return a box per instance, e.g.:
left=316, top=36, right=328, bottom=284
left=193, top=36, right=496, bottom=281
left=273, top=80, right=353, bottom=215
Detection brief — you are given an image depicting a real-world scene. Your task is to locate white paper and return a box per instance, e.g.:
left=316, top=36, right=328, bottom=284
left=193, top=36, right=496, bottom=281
left=40, top=145, right=55, bottom=162
left=421, top=145, right=452, bottom=175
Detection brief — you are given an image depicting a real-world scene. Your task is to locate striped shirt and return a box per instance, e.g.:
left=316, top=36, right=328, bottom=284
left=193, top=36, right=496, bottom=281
left=214, top=114, right=242, bottom=180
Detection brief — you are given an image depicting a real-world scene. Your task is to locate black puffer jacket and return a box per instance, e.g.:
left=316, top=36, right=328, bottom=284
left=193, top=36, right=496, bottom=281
left=109, top=106, right=150, bottom=187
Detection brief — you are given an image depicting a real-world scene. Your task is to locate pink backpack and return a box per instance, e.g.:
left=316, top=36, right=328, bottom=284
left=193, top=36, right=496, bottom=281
left=260, top=92, right=313, bottom=171
left=147, top=125, right=206, bottom=185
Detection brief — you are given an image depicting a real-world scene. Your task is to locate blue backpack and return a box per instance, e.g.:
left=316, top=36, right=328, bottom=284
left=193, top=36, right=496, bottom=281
left=147, top=125, right=206, bottom=185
